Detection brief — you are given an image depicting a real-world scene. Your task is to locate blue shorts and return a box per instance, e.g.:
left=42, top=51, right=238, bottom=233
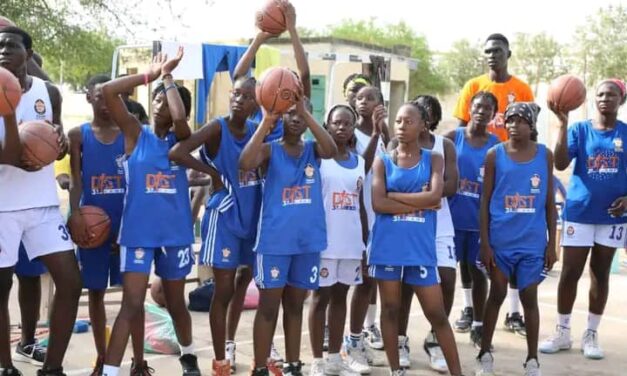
left=494, top=250, right=547, bottom=291
left=77, top=245, right=121, bottom=290
left=454, top=230, right=480, bottom=264
left=199, top=207, right=254, bottom=269
left=120, top=245, right=194, bottom=280
left=368, top=264, right=440, bottom=287
left=14, top=243, right=46, bottom=277
left=254, top=252, right=321, bottom=290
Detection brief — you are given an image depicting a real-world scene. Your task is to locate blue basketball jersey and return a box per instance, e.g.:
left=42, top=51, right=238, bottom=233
left=250, top=108, right=284, bottom=142
left=449, top=128, right=499, bottom=231
left=118, top=126, right=194, bottom=247
left=368, top=150, right=437, bottom=267
left=489, top=143, right=548, bottom=253
left=79, top=124, right=125, bottom=239
left=200, top=117, right=262, bottom=239
left=254, top=141, right=327, bottom=255
left=565, top=120, right=627, bottom=224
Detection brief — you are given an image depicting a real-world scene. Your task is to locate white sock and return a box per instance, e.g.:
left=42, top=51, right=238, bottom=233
left=463, top=288, right=473, bottom=308
left=327, top=353, right=341, bottom=362
left=508, top=288, right=520, bottom=313
left=180, top=342, right=195, bottom=355
left=587, top=313, right=602, bottom=331
left=472, top=321, right=483, bottom=328
left=558, top=314, right=571, bottom=329
left=102, top=365, right=120, bottom=376
left=365, top=304, right=377, bottom=328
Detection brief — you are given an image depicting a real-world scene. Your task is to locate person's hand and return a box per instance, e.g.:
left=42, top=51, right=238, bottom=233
left=545, top=245, right=557, bottom=272
left=608, top=196, right=627, bottom=218
left=548, top=101, right=569, bottom=127
left=371, top=105, right=386, bottom=136
left=294, top=85, right=308, bottom=115
left=479, top=243, right=496, bottom=274
left=68, top=211, right=94, bottom=246
left=261, top=105, right=281, bottom=125
left=162, top=46, right=184, bottom=76
left=279, top=0, right=297, bottom=31
left=51, top=123, right=68, bottom=158
left=146, top=52, right=167, bottom=82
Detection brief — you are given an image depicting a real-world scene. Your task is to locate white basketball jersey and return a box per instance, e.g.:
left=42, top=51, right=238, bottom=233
left=0, top=76, right=58, bottom=211
left=320, top=154, right=366, bottom=259
left=354, top=129, right=386, bottom=230
left=433, top=135, right=455, bottom=238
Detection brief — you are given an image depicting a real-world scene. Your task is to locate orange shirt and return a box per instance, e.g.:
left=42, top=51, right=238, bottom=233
left=453, top=74, right=534, bottom=141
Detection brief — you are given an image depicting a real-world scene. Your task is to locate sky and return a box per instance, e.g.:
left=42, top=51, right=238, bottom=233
left=129, top=0, right=626, bottom=51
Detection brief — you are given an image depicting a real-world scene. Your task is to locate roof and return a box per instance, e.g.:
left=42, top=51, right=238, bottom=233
left=261, top=36, right=412, bottom=57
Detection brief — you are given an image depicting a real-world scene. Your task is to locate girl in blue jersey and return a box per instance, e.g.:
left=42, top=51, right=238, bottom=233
left=540, top=80, right=627, bottom=360
left=169, top=76, right=260, bottom=375
left=477, top=102, right=556, bottom=376
left=445, top=91, right=499, bottom=347
left=370, top=102, right=462, bottom=376
left=67, top=75, right=148, bottom=375
left=100, top=49, right=200, bottom=376
left=240, top=94, right=337, bottom=376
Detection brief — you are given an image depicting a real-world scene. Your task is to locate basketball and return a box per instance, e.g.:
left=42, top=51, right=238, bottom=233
left=19, top=120, right=61, bottom=168
left=70, top=205, right=111, bottom=249
left=0, top=66, right=21, bottom=116
left=256, top=67, right=301, bottom=114
left=255, top=0, right=286, bottom=35
left=547, top=74, right=587, bottom=113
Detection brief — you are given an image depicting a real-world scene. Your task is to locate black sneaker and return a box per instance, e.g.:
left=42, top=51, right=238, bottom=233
left=470, top=326, right=494, bottom=352
left=283, top=361, right=304, bottom=376
left=454, top=307, right=473, bottom=333
left=504, top=312, right=527, bottom=337
left=14, top=340, right=46, bottom=364
left=130, top=358, right=155, bottom=376
left=250, top=368, right=269, bottom=376
left=0, top=367, right=22, bottom=376
left=179, top=354, right=201, bottom=376
left=36, top=368, right=66, bottom=376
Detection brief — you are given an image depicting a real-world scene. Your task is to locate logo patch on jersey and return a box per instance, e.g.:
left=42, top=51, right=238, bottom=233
left=507, top=92, right=516, bottom=104
left=270, top=266, right=280, bottom=280
left=332, top=191, right=358, bottom=211
left=134, top=248, right=145, bottom=264
left=356, top=176, right=364, bottom=192
left=239, top=169, right=261, bottom=187
left=145, top=172, right=177, bottom=194
left=458, top=178, right=480, bottom=199
left=320, top=267, right=329, bottom=278
left=566, top=225, right=575, bottom=236
left=115, top=154, right=125, bottom=174
left=34, top=99, right=46, bottom=116
left=530, top=174, right=541, bottom=194
left=304, top=163, right=316, bottom=184
left=91, top=174, right=124, bottom=195
left=587, top=150, right=619, bottom=179
left=221, top=248, right=231, bottom=260
left=282, top=185, right=312, bottom=206
left=392, top=211, right=426, bottom=223
left=504, top=193, right=536, bottom=213
left=614, top=137, right=623, bottom=152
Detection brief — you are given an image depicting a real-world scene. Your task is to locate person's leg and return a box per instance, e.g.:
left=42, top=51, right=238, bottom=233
left=226, top=266, right=253, bottom=341
left=519, top=284, right=539, bottom=361
left=398, top=283, right=413, bottom=337
left=557, top=247, right=590, bottom=318
left=210, top=268, right=237, bottom=360
left=479, top=266, right=508, bottom=355
left=327, top=283, right=350, bottom=355
left=454, top=231, right=473, bottom=332
left=130, top=306, right=146, bottom=367
left=282, top=285, right=309, bottom=364
left=88, top=289, right=108, bottom=359
left=588, top=244, right=617, bottom=316
left=16, top=274, right=42, bottom=358
left=0, top=267, right=15, bottom=369
left=438, top=267, right=456, bottom=317
left=161, top=279, right=193, bottom=347
left=253, top=288, right=284, bottom=368
left=308, top=287, right=331, bottom=359
left=350, top=256, right=375, bottom=335
left=377, top=279, right=402, bottom=371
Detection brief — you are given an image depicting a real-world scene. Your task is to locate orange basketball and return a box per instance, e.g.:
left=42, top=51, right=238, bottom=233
left=0, top=66, right=21, bottom=116
left=547, top=74, right=587, bottom=112
left=19, top=120, right=61, bottom=168
left=255, top=0, right=286, bottom=35
left=70, top=206, right=111, bottom=249
left=256, top=67, right=301, bottom=114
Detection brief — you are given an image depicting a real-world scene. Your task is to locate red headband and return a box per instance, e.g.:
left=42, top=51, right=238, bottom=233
left=601, top=79, right=626, bottom=98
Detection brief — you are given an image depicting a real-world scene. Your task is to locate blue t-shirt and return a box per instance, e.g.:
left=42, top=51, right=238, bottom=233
left=368, top=150, right=437, bottom=267
left=254, top=141, right=327, bottom=255
left=489, top=143, right=548, bottom=253
left=565, top=120, right=627, bottom=224
left=449, top=128, right=500, bottom=231
left=250, top=108, right=284, bottom=142
left=118, top=126, right=194, bottom=247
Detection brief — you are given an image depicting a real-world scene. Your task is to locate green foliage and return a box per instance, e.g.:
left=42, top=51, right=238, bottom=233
left=437, top=39, right=485, bottom=91
left=326, top=19, right=447, bottom=97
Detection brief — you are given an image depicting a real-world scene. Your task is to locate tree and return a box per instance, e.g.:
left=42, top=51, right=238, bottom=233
left=437, top=39, right=485, bottom=92
left=326, top=19, right=447, bottom=97
left=571, top=5, right=627, bottom=86
left=509, top=32, right=569, bottom=96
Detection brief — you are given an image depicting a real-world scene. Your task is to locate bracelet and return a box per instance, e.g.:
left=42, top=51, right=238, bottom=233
left=162, top=73, right=173, bottom=80
left=143, top=73, right=149, bottom=86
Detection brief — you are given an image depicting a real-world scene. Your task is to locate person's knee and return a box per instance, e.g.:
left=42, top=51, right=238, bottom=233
left=380, top=300, right=400, bottom=322
left=519, top=288, right=538, bottom=310
left=425, top=308, right=449, bottom=328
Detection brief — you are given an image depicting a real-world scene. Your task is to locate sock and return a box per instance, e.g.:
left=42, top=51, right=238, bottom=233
left=102, top=365, right=120, bottom=376
left=558, top=314, right=571, bottom=329
left=180, top=342, right=195, bottom=355
left=463, top=288, right=473, bottom=308
left=472, top=321, right=483, bottom=328
left=587, top=313, right=602, bottom=331
left=508, top=288, right=520, bottom=313
left=327, top=353, right=341, bottom=362
left=365, top=304, right=377, bottom=328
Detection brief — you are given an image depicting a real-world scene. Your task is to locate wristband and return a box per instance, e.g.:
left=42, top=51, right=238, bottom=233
left=164, top=84, right=177, bottom=93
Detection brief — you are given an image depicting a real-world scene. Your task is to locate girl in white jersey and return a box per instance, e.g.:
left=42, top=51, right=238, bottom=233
left=309, top=105, right=367, bottom=376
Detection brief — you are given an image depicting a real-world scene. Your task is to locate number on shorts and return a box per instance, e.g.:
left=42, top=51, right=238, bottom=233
left=310, top=266, right=318, bottom=284
left=178, top=247, right=191, bottom=268
left=58, top=224, right=69, bottom=241
left=419, top=266, right=428, bottom=279
left=447, top=245, right=454, bottom=259
left=610, top=225, right=624, bottom=241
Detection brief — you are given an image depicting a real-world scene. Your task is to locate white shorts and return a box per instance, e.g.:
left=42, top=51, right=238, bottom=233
left=436, top=236, right=457, bottom=269
left=561, top=221, right=627, bottom=249
left=318, top=258, right=363, bottom=288
left=0, top=206, right=73, bottom=268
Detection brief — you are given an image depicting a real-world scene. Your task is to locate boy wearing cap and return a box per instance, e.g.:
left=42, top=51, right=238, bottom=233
left=475, top=102, right=557, bottom=376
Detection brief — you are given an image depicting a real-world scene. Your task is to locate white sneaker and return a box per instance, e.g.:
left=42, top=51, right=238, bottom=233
left=225, top=341, right=236, bottom=372
left=398, top=336, right=410, bottom=369
left=475, top=352, right=495, bottom=376
left=270, top=342, right=284, bottom=366
left=539, top=326, right=572, bottom=354
left=389, top=369, right=406, bottom=376
left=524, top=358, right=541, bottom=376
left=423, top=331, right=447, bottom=373
left=343, top=335, right=372, bottom=374
left=324, top=356, right=360, bottom=376
left=581, top=329, right=604, bottom=359
left=310, top=358, right=325, bottom=376
left=363, top=324, right=384, bottom=350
